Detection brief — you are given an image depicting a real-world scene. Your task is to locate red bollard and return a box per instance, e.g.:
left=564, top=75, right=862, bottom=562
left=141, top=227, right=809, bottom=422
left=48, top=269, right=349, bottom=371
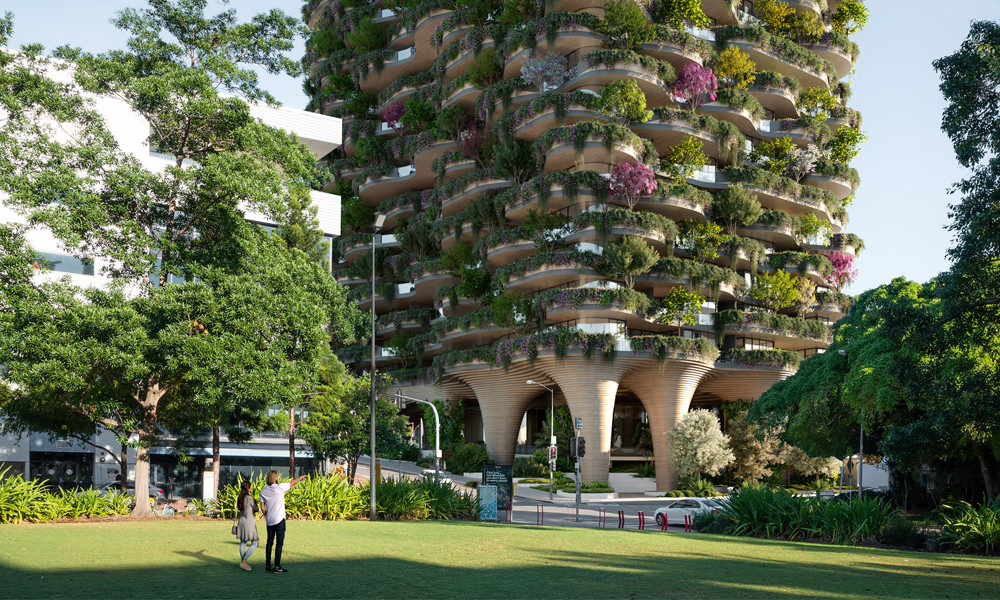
left=536, top=504, right=544, bottom=525
left=505, top=501, right=512, bottom=524
left=598, top=508, right=606, bottom=528
left=660, top=514, right=669, bottom=531
left=684, top=514, right=693, bottom=532
left=638, top=511, right=645, bottom=530
left=618, top=510, right=625, bottom=529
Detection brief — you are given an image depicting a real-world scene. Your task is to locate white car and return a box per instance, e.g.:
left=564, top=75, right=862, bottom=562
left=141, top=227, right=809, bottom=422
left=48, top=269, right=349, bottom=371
left=654, top=498, right=724, bottom=526
left=97, top=481, right=165, bottom=500
left=421, top=469, right=453, bottom=485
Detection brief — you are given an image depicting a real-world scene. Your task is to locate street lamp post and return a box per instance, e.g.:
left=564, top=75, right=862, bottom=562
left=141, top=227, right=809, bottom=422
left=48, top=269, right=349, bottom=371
left=370, top=214, right=386, bottom=522
left=394, top=392, right=441, bottom=483
left=527, top=380, right=555, bottom=501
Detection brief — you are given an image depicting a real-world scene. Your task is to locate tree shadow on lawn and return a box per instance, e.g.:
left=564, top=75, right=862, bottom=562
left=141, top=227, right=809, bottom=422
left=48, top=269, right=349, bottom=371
left=1, top=521, right=997, bottom=599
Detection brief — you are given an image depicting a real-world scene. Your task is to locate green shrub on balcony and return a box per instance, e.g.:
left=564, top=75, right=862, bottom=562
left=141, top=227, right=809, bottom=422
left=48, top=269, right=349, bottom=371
left=583, top=49, right=677, bottom=86
left=713, top=89, right=767, bottom=120
left=648, top=107, right=746, bottom=163
left=492, top=249, right=605, bottom=285
left=722, top=348, right=802, bottom=369
left=722, top=166, right=837, bottom=212
left=649, top=24, right=714, bottom=61
left=494, top=91, right=604, bottom=138
left=713, top=310, right=832, bottom=342
left=532, top=122, right=660, bottom=169
left=536, top=286, right=661, bottom=318
left=646, top=257, right=744, bottom=300
left=750, top=70, right=802, bottom=95
left=766, top=251, right=834, bottom=278
left=713, top=24, right=839, bottom=83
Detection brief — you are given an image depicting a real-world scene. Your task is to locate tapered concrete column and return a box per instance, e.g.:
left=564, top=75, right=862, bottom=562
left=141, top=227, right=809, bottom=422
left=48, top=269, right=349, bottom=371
left=454, top=365, right=544, bottom=466
left=623, top=360, right=714, bottom=492
left=538, top=357, right=641, bottom=483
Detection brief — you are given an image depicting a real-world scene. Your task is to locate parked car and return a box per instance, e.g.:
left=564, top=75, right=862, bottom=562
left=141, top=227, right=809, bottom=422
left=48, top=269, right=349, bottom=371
left=97, top=482, right=165, bottom=500
left=654, top=498, right=724, bottom=526
left=421, top=469, right=453, bottom=485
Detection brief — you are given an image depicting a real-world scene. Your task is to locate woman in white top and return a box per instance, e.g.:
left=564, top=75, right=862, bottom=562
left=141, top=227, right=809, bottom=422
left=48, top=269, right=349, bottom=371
left=259, top=469, right=307, bottom=573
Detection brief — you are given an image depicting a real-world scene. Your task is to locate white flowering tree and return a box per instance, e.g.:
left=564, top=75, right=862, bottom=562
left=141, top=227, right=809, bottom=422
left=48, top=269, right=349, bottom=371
left=670, top=409, right=734, bottom=480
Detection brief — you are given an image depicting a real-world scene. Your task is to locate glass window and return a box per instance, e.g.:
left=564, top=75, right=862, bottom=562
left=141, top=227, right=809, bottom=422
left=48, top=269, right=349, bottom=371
left=33, top=252, right=95, bottom=276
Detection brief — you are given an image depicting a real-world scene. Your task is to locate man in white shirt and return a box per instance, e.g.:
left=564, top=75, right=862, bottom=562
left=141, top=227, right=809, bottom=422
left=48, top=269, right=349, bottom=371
left=259, top=469, right=308, bottom=573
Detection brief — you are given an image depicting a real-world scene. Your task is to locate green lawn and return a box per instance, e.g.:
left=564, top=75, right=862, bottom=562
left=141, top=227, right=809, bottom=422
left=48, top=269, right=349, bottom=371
left=1, top=519, right=998, bottom=599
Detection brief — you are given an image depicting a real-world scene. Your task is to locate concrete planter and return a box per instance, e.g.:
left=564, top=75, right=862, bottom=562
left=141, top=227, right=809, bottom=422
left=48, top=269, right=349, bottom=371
left=556, top=489, right=617, bottom=500
left=608, top=472, right=657, bottom=493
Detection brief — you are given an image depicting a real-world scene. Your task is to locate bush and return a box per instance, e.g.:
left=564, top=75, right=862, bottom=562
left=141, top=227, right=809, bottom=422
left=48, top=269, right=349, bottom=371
left=883, top=515, right=927, bottom=548
left=0, top=470, right=134, bottom=523
left=722, top=483, right=896, bottom=544
left=399, top=444, right=422, bottom=462
left=693, top=510, right=729, bottom=534
left=217, top=472, right=477, bottom=521
left=939, top=501, right=1000, bottom=554
left=513, top=456, right=548, bottom=478
left=635, top=462, right=656, bottom=478
left=466, top=48, right=503, bottom=89
left=445, top=443, right=494, bottom=474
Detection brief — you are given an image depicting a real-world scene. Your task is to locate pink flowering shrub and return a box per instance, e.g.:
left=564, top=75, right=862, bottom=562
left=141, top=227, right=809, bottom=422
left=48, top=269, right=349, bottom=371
left=826, top=251, right=858, bottom=291
left=608, top=161, right=657, bottom=210
left=673, top=64, right=718, bottom=111
left=384, top=100, right=407, bottom=134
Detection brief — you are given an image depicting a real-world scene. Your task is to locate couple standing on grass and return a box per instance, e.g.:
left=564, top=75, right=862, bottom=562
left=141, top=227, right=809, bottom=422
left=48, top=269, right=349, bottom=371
left=235, top=470, right=308, bottom=572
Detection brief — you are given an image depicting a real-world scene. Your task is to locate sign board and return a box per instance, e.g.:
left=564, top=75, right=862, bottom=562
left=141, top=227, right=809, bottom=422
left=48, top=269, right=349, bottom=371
left=575, top=417, right=583, bottom=430
left=482, top=465, right=513, bottom=507
left=479, top=485, right=497, bottom=521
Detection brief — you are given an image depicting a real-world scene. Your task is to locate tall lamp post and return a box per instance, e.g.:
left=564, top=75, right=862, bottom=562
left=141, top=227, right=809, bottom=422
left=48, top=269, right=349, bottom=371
left=370, top=214, right=386, bottom=521
left=527, top=380, right=555, bottom=501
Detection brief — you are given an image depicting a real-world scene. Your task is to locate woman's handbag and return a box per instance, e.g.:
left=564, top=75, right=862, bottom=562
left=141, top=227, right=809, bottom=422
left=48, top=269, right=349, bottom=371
left=231, top=505, right=239, bottom=536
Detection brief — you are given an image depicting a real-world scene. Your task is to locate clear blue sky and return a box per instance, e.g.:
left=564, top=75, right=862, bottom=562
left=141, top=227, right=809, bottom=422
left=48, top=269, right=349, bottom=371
left=8, top=0, right=997, bottom=293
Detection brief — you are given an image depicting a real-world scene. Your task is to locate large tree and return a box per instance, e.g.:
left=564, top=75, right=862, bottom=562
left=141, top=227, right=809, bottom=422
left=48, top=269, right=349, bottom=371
left=0, top=3, right=363, bottom=515
left=298, top=357, right=408, bottom=484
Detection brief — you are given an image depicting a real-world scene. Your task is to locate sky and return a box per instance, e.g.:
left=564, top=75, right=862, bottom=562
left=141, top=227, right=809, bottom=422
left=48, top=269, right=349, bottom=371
left=7, top=0, right=999, bottom=293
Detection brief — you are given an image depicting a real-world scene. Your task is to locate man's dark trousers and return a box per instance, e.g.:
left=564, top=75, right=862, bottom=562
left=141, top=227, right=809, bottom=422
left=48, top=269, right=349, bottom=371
left=266, top=519, right=286, bottom=567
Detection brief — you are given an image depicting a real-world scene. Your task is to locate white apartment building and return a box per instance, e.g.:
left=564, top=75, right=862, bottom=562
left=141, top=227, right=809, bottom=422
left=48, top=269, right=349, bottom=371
left=0, top=61, right=343, bottom=498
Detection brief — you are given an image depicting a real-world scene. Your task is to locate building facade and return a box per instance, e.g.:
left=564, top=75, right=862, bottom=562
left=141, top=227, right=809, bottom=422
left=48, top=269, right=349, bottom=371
left=307, top=0, right=863, bottom=490
left=0, top=60, right=344, bottom=497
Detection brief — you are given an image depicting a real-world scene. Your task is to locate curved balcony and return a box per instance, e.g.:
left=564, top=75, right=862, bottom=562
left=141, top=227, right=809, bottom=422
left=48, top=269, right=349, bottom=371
left=376, top=84, right=420, bottom=118
left=441, top=80, right=481, bottom=111
left=504, top=184, right=605, bottom=222
left=513, top=106, right=608, bottom=142
left=342, top=233, right=401, bottom=265
left=757, top=258, right=828, bottom=287
left=639, top=39, right=708, bottom=71
left=441, top=222, right=497, bottom=252
left=633, top=191, right=709, bottom=222
left=721, top=170, right=839, bottom=222
left=713, top=312, right=831, bottom=351
left=435, top=294, right=485, bottom=318
left=502, top=28, right=606, bottom=80
left=747, top=83, right=800, bottom=118
left=374, top=7, right=402, bottom=27
left=734, top=222, right=799, bottom=251
left=441, top=178, right=511, bottom=217
left=358, top=140, right=456, bottom=205
left=483, top=236, right=537, bottom=269
left=809, top=43, right=855, bottom=80
left=719, top=36, right=829, bottom=90
left=803, top=301, right=848, bottom=322
left=542, top=137, right=646, bottom=173
left=702, top=0, right=741, bottom=25
left=630, top=116, right=732, bottom=162
left=802, top=171, right=855, bottom=201
left=503, top=262, right=606, bottom=294
left=562, top=225, right=672, bottom=256
left=633, top=272, right=740, bottom=302
left=562, top=56, right=674, bottom=108
left=441, top=158, right=478, bottom=183
left=442, top=40, right=498, bottom=85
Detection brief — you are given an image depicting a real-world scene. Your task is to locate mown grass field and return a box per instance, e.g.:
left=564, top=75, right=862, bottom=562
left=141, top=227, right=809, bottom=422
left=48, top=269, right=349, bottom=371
left=1, top=519, right=997, bottom=599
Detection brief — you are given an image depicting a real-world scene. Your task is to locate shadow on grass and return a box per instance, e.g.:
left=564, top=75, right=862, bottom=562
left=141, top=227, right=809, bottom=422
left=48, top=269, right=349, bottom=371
left=0, top=521, right=997, bottom=599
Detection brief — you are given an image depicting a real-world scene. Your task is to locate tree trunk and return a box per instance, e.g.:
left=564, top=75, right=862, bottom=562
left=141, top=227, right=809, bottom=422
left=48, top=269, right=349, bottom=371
left=212, top=426, right=221, bottom=501
left=120, top=444, right=128, bottom=493
left=977, top=447, right=996, bottom=502
left=131, top=387, right=163, bottom=517
left=288, top=406, right=296, bottom=477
